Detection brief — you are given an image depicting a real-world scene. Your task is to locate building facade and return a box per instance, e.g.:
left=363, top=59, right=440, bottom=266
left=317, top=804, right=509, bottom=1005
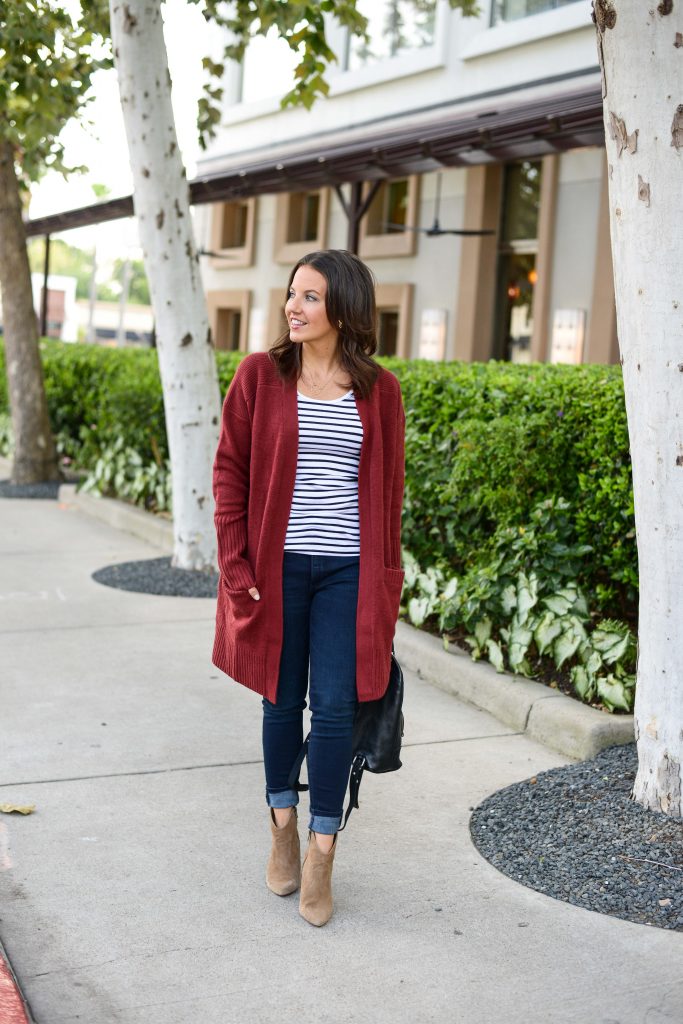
left=195, top=0, right=616, bottom=366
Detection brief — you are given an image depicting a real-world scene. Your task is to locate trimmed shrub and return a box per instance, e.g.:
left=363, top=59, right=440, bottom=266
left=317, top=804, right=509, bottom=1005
left=0, top=341, right=636, bottom=625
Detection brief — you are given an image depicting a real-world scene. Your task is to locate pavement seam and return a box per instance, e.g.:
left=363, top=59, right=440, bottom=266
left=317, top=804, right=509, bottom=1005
left=0, top=732, right=523, bottom=789
left=0, top=617, right=214, bottom=636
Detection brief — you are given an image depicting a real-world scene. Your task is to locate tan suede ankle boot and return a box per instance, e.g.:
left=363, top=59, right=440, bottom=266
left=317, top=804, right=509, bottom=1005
left=299, top=830, right=337, bottom=926
left=266, top=807, right=301, bottom=896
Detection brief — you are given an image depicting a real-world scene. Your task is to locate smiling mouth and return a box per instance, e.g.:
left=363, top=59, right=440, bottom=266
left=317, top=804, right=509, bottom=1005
left=289, top=319, right=307, bottom=328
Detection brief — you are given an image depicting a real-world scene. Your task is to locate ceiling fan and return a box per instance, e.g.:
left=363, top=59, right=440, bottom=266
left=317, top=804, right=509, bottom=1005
left=383, top=172, right=495, bottom=237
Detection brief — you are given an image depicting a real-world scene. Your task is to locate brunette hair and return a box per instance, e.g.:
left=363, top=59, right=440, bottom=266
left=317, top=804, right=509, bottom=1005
left=268, top=249, right=381, bottom=399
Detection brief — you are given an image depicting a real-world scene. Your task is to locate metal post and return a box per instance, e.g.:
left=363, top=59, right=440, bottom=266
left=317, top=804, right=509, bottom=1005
left=40, top=234, right=50, bottom=337
left=347, top=181, right=363, bottom=254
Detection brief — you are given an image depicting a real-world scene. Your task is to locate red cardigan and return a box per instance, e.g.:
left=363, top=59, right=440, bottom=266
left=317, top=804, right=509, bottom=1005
left=212, top=351, right=405, bottom=703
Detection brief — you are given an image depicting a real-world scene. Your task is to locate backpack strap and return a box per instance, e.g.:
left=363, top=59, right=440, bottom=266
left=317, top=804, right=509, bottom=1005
left=337, top=753, right=366, bottom=832
left=286, top=732, right=310, bottom=792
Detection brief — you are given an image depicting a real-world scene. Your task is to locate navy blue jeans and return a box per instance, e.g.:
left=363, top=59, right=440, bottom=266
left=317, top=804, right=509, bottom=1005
left=262, top=551, right=359, bottom=835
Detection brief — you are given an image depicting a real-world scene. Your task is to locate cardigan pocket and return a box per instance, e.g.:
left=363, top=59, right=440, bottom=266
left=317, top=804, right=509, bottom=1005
left=219, top=579, right=260, bottom=631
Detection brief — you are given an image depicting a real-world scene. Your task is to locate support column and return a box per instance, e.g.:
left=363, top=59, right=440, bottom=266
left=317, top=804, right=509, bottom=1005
left=585, top=155, right=619, bottom=364
left=529, top=154, right=559, bottom=363
left=454, top=164, right=502, bottom=362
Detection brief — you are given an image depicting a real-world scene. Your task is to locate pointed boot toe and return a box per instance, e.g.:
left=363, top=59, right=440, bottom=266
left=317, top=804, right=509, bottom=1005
left=266, top=807, right=301, bottom=896
left=299, top=831, right=337, bottom=927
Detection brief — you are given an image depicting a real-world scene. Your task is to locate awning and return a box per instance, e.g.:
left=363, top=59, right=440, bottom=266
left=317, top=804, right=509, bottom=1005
left=25, top=77, right=604, bottom=238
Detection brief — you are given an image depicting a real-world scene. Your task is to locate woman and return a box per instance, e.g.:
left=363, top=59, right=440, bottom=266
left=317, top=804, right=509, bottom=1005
left=212, top=249, right=405, bottom=927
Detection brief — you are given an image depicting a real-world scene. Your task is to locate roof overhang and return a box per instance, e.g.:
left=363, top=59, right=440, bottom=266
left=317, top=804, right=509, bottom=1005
left=25, top=78, right=604, bottom=238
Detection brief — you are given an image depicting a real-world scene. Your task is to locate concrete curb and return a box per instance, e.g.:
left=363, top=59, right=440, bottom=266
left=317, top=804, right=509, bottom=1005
left=58, top=484, right=174, bottom=554
left=394, top=620, right=634, bottom=761
left=46, top=478, right=634, bottom=763
left=0, top=936, right=33, bottom=1024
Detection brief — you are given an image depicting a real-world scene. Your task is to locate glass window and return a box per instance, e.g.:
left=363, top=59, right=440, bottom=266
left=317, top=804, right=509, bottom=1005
left=494, top=160, right=543, bottom=361
left=286, top=192, right=321, bottom=244
left=501, top=160, right=541, bottom=243
left=377, top=310, right=399, bottom=356
left=491, top=0, right=581, bottom=25
left=219, top=202, right=249, bottom=250
left=347, top=0, right=437, bottom=69
left=215, top=309, right=242, bottom=351
left=366, top=180, right=409, bottom=236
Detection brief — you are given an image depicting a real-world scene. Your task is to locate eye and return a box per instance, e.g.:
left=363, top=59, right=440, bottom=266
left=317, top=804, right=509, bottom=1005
left=306, top=294, right=317, bottom=301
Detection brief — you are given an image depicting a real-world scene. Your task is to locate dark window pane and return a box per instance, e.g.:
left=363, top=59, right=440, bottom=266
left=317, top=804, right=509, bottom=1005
left=378, top=309, right=399, bottom=356
left=501, top=160, right=542, bottom=242
left=366, top=179, right=409, bottom=236
left=220, top=203, right=248, bottom=249
left=215, top=309, right=241, bottom=351
left=492, top=0, right=580, bottom=25
left=495, top=252, right=537, bottom=362
left=286, top=192, right=320, bottom=244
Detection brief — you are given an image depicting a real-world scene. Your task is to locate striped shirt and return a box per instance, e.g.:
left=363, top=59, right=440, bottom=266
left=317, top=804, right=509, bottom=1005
left=283, top=389, right=363, bottom=555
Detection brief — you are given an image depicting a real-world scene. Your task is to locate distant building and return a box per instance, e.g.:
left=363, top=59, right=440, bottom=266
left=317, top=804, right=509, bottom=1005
left=196, top=0, right=614, bottom=365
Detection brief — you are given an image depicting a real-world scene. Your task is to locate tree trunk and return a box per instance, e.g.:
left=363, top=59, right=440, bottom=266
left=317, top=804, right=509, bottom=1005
left=594, top=1, right=683, bottom=816
left=109, top=0, right=221, bottom=570
left=0, top=137, right=60, bottom=484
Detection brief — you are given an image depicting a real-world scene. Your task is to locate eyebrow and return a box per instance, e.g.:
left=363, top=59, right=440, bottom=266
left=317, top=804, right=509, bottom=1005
left=291, top=286, right=320, bottom=294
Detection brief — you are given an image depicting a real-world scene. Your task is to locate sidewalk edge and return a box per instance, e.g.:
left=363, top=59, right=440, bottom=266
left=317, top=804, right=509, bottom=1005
left=58, top=484, right=173, bottom=553
left=50, top=481, right=635, bottom=762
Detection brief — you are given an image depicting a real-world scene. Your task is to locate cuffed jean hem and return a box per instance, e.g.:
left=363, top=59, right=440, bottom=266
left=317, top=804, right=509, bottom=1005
left=266, top=787, right=299, bottom=809
left=309, top=813, right=342, bottom=835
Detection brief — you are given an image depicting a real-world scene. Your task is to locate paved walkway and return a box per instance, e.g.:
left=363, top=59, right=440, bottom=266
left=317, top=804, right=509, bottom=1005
left=1, top=494, right=682, bottom=1024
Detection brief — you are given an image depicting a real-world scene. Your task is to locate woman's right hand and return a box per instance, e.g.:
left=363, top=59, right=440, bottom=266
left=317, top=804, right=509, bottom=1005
left=248, top=587, right=260, bottom=601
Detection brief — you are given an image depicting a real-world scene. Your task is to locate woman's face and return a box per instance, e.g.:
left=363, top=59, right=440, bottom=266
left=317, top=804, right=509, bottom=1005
left=285, top=265, right=338, bottom=350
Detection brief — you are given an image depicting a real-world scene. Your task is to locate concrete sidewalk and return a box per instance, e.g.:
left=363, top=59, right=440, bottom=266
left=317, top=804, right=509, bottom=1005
left=1, top=494, right=681, bottom=1024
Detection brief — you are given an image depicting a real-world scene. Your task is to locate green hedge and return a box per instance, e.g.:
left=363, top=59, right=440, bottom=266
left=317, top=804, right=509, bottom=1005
left=382, top=357, right=636, bottom=623
left=0, top=340, right=636, bottom=623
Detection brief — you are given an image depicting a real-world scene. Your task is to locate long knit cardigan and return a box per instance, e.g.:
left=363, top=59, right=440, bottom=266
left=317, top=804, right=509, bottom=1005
left=212, top=350, right=405, bottom=704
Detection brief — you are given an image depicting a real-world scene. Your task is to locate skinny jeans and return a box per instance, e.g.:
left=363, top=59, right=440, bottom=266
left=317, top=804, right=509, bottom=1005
left=262, top=551, right=359, bottom=835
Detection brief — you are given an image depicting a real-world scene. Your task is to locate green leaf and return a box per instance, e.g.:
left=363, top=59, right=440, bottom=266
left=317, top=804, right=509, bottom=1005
left=533, top=611, right=563, bottom=656
left=596, top=675, right=633, bottom=713
left=474, top=617, right=492, bottom=648
left=486, top=638, right=505, bottom=672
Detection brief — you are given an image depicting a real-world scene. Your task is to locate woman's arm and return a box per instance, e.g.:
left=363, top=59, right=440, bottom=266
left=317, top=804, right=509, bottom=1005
left=389, top=386, right=406, bottom=569
left=212, top=371, right=257, bottom=592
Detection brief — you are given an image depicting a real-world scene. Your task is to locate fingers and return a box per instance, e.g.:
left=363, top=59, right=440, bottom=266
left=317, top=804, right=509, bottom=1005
left=248, top=587, right=260, bottom=601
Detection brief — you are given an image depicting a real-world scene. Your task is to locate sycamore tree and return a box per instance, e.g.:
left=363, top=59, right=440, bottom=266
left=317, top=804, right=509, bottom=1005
left=109, top=0, right=370, bottom=571
left=593, top=1, right=683, bottom=816
left=111, top=0, right=468, bottom=572
left=0, top=0, right=110, bottom=483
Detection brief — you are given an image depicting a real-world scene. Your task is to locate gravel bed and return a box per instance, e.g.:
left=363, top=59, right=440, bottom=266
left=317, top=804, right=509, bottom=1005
left=470, top=743, right=683, bottom=930
left=92, top=557, right=218, bottom=598
left=0, top=478, right=61, bottom=499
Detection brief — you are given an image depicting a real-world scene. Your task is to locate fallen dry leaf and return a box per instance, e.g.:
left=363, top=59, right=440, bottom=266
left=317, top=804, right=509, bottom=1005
left=0, top=803, right=36, bottom=815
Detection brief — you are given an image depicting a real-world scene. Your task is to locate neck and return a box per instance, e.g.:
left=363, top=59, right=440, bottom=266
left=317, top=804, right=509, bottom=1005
left=300, top=340, right=341, bottom=376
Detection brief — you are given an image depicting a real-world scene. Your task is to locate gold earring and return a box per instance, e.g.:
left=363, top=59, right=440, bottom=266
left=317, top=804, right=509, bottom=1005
left=338, top=320, right=343, bottom=329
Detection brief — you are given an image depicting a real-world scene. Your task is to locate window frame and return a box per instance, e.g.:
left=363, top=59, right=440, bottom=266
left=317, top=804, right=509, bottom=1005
left=375, top=282, right=414, bottom=358
left=273, top=189, right=330, bottom=265
left=359, top=176, right=420, bottom=259
left=206, top=289, right=251, bottom=352
left=209, top=198, right=257, bottom=269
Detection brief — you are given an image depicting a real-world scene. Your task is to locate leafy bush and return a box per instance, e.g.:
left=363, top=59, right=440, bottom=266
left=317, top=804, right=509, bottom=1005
left=0, top=341, right=637, bottom=707
left=383, top=358, right=636, bottom=625
left=401, top=498, right=636, bottom=712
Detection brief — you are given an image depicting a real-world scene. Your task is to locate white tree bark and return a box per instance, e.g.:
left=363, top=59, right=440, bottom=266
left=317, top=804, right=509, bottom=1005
left=594, top=0, right=683, bottom=816
left=110, top=0, right=220, bottom=570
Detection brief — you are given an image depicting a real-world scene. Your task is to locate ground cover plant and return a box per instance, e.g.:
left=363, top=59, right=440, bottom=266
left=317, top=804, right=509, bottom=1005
left=0, top=341, right=637, bottom=709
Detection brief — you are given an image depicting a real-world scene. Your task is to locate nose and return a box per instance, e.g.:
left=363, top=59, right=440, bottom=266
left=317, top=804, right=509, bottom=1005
left=285, top=294, right=299, bottom=315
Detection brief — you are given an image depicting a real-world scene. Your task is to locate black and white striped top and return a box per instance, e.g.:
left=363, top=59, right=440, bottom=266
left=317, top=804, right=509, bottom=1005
left=284, top=389, right=363, bottom=555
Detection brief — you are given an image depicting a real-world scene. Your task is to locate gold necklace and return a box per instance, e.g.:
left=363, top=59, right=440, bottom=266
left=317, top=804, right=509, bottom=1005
left=300, top=365, right=341, bottom=392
